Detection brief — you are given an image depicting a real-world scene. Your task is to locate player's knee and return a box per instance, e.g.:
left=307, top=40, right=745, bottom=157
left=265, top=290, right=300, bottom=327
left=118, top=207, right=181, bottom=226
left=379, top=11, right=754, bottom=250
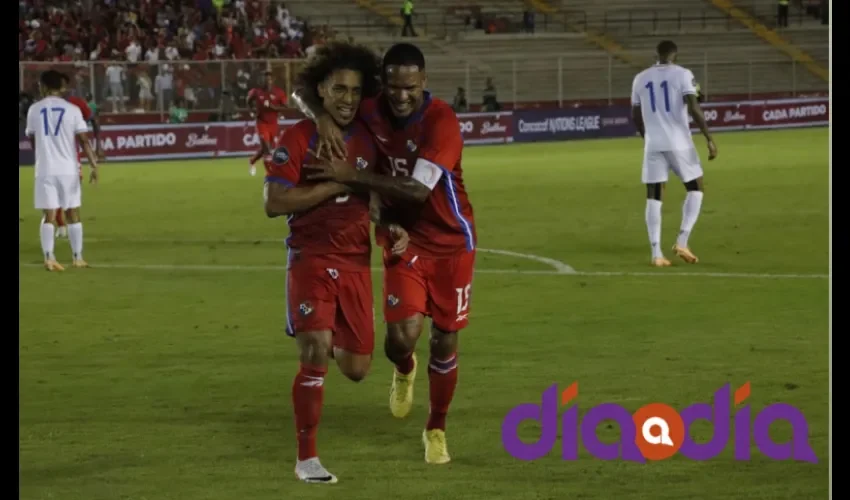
left=42, top=210, right=57, bottom=223
left=684, top=178, right=703, bottom=192
left=339, top=363, right=370, bottom=382
left=334, top=349, right=371, bottom=382
left=296, top=331, right=333, bottom=366
left=646, top=183, right=664, bottom=201
left=385, top=326, right=417, bottom=362
left=429, top=326, right=458, bottom=358
left=65, top=208, right=80, bottom=223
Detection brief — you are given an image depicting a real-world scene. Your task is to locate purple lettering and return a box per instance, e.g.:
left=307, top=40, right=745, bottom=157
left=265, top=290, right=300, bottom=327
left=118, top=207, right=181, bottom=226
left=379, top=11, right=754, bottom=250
left=753, top=403, right=818, bottom=463
left=561, top=405, right=579, bottom=460
left=579, top=404, right=644, bottom=462
left=734, top=405, right=751, bottom=460
left=679, top=384, right=731, bottom=460
left=501, top=384, right=558, bottom=460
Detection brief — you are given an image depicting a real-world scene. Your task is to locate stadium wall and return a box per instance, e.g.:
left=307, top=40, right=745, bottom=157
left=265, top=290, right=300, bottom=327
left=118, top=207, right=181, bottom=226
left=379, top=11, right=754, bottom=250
left=18, top=97, right=828, bottom=165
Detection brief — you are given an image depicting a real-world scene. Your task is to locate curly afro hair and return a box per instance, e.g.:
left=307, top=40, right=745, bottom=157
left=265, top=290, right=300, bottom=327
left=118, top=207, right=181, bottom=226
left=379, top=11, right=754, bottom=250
left=295, top=42, right=382, bottom=100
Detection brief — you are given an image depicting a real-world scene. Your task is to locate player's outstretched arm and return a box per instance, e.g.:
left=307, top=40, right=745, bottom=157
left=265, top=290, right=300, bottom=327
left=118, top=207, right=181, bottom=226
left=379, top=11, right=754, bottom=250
left=305, top=159, right=431, bottom=203
left=264, top=181, right=350, bottom=218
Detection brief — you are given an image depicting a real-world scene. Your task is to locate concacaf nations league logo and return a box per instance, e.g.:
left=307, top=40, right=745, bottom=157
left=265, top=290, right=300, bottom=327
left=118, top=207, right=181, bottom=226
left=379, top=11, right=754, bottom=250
left=501, top=382, right=817, bottom=463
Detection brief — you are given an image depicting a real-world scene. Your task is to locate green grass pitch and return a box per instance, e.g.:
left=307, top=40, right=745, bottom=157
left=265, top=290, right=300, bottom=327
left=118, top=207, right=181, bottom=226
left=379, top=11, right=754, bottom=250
left=19, top=128, right=829, bottom=499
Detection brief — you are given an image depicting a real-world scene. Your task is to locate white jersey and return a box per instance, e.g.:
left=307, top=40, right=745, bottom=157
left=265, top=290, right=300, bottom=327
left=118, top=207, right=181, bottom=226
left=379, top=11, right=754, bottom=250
left=631, top=64, right=697, bottom=152
left=25, top=96, right=88, bottom=177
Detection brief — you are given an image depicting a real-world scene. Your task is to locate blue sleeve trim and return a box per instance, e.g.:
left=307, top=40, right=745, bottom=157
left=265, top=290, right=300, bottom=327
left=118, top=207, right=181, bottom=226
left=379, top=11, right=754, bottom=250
left=265, top=176, right=294, bottom=187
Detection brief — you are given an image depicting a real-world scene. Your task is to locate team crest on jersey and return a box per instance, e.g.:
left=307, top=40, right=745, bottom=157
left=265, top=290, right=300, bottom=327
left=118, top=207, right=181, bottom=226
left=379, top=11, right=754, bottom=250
left=326, top=268, right=339, bottom=280
left=387, top=295, right=400, bottom=307
left=356, top=157, right=368, bottom=170
left=406, top=140, right=417, bottom=152
left=299, top=301, right=313, bottom=316
left=272, top=146, right=290, bottom=165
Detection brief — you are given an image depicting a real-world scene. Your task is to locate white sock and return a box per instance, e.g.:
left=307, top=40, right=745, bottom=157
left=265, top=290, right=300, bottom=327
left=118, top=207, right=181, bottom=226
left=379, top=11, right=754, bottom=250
left=676, top=191, right=704, bottom=248
left=645, top=200, right=663, bottom=259
left=68, top=222, right=83, bottom=260
left=40, top=222, right=56, bottom=261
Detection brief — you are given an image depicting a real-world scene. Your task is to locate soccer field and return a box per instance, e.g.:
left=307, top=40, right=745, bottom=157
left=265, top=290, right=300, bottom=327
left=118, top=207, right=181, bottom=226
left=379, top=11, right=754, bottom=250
left=19, top=128, right=829, bottom=500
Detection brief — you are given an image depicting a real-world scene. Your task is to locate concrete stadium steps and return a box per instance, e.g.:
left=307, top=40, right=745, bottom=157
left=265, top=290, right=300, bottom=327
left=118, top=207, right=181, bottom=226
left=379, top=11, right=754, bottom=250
left=409, top=34, right=637, bottom=102
left=549, top=0, right=734, bottom=32
left=732, top=0, right=825, bottom=27
left=451, top=33, right=594, bottom=56
left=284, top=0, right=397, bottom=37
left=350, top=35, right=449, bottom=55
left=780, top=25, right=829, bottom=63
left=614, top=30, right=824, bottom=95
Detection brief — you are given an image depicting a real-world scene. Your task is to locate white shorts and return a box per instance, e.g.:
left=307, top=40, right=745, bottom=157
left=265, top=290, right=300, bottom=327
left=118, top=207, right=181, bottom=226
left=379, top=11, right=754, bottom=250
left=34, top=175, right=82, bottom=211
left=642, top=148, right=703, bottom=184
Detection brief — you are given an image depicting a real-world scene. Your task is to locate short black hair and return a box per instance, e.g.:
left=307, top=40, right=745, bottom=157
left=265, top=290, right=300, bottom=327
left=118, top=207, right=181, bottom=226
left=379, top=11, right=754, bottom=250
left=656, top=40, right=678, bottom=59
left=295, top=42, right=381, bottom=99
left=382, top=43, right=425, bottom=76
left=39, top=70, right=65, bottom=91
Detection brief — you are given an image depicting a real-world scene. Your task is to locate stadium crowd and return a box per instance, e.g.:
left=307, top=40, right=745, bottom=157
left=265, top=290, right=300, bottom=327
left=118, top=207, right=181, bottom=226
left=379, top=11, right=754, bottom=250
left=19, top=0, right=340, bottom=112
left=18, top=0, right=335, bottom=62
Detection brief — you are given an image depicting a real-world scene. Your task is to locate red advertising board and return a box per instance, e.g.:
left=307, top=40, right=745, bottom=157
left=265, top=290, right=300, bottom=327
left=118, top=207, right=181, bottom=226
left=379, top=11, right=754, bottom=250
left=19, top=99, right=828, bottom=165
left=747, top=98, right=829, bottom=129
left=690, top=97, right=828, bottom=132
left=457, top=112, right=514, bottom=145
left=73, top=112, right=517, bottom=162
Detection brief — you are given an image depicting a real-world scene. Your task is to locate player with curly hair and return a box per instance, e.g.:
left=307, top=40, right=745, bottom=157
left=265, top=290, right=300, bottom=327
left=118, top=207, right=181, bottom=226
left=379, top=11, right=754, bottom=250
left=263, top=42, right=408, bottom=484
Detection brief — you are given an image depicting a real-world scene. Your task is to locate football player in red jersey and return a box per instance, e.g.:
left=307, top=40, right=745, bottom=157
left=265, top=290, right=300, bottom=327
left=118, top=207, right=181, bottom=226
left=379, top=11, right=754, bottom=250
left=51, top=75, right=104, bottom=238
left=247, top=71, right=288, bottom=176
left=265, top=42, right=409, bottom=484
left=293, top=43, right=476, bottom=465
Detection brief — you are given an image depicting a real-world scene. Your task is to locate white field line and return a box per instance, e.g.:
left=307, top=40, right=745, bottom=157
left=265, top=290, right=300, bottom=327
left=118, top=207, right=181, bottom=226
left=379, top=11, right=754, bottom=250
left=19, top=239, right=827, bottom=279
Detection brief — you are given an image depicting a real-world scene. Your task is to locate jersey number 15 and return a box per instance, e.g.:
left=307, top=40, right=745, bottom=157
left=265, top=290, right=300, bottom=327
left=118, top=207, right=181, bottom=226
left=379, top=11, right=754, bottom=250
left=645, top=81, right=671, bottom=113
left=388, top=157, right=410, bottom=177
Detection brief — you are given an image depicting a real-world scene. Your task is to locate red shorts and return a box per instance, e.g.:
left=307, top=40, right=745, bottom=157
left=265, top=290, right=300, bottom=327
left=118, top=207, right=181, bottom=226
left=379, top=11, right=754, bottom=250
left=382, top=248, right=476, bottom=332
left=286, top=260, right=375, bottom=355
left=256, top=123, right=278, bottom=147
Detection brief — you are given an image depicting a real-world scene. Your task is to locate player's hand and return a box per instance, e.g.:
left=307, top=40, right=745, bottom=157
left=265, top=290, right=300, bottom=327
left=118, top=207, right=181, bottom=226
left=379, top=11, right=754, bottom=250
left=707, top=139, right=717, bottom=160
left=316, top=114, right=347, bottom=160
left=304, top=150, right=355, bottom=183
left=89, top=167, right=98, bottom=185
left=96, top=148, right=106, bottom=161
left=387, top=224, right=409, bottom=256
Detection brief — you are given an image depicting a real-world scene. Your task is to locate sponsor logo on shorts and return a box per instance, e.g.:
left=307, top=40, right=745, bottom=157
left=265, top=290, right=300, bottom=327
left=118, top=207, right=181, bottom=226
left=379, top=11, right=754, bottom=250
left=326, top=268, right=339, bottom=279
left=387, top=295, right=400, bottom=307
left=356, top=157, right=368, bottom=170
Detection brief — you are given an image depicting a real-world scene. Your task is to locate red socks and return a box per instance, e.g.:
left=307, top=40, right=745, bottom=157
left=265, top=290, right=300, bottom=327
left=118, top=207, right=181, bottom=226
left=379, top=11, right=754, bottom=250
left=292, top=363, right=327, bottom=461
left=426, top=354, right=458, bottom=431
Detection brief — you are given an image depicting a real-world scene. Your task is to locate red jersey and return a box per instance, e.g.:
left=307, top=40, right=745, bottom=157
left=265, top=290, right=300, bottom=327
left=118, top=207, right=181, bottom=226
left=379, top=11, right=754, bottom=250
left=359, top=93, right=476, bottom=256
left=265, top=120, right=378, bottom=270
left=66, top=96, right=92, bottom=122
left=248, top=86, right=287, bottom=125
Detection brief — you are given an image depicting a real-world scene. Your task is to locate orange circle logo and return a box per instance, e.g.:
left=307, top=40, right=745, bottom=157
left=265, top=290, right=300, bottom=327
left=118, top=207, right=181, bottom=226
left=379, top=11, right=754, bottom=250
left=633, top=403, right=685, bottom=461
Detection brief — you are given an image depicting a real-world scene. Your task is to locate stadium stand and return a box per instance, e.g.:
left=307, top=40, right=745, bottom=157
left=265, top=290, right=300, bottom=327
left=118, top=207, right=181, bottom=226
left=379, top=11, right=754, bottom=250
left=18, top=0, right=828, bottom=116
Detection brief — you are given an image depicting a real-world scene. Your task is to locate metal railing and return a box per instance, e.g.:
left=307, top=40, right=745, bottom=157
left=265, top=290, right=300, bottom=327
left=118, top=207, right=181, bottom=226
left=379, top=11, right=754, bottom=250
left=19, top=49, right=828, bottom=117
